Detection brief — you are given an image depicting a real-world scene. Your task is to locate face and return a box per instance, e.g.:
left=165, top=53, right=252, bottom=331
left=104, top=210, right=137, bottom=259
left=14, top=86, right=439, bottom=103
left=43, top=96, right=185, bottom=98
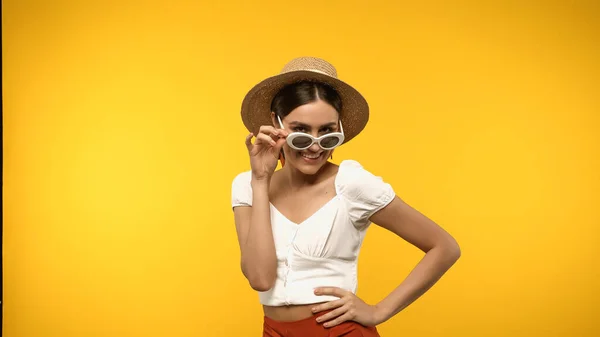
left=273, top=100, right=341, bottom=175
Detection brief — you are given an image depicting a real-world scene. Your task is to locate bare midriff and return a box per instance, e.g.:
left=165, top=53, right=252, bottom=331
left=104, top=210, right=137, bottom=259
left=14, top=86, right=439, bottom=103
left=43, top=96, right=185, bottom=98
left=262, top=302, right=328, bottom=322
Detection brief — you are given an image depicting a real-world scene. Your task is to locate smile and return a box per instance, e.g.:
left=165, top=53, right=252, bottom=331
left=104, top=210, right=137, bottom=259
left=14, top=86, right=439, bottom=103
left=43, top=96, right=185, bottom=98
left=301, top=152, right=321, bottom=159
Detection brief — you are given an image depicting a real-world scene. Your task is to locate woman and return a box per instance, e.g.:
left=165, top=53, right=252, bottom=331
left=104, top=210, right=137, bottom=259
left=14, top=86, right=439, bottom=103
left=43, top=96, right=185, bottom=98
left=231, top=57, right=461, bottom=337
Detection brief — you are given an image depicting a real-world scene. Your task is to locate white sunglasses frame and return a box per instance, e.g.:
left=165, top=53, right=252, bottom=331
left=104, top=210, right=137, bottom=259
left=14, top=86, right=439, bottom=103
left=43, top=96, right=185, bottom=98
left=277, top=115, right=345, bottom=151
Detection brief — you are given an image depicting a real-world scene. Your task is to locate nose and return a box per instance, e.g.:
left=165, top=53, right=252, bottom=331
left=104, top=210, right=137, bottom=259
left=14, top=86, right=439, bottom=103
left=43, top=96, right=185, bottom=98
left=308, top=142, right=320, bottom=152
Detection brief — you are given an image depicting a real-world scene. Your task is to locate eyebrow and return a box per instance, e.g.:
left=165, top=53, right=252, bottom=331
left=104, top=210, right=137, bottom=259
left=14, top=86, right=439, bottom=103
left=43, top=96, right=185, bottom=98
left=288, top=121, right=337, bottom=129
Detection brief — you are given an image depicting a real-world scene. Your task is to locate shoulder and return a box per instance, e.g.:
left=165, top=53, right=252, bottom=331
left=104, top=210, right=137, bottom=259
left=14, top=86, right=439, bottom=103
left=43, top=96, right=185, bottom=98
left=335, top=159, right=395, bottom=203
left=231, top=170, right=253, bottom=208
left=337, top=159, right=368, bottom=173
left=232, top=170, right=252, bottom=187
left=336, top=160, right=385, bottom=189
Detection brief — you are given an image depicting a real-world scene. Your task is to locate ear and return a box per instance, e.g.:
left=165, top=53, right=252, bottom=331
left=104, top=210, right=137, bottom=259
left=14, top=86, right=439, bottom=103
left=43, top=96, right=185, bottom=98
left=271, top=112, right=279, bottom=128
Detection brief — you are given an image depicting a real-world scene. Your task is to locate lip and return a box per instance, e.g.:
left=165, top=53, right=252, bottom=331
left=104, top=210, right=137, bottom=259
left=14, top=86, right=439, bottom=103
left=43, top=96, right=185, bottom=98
left=299, top=152, right=322, bottom=163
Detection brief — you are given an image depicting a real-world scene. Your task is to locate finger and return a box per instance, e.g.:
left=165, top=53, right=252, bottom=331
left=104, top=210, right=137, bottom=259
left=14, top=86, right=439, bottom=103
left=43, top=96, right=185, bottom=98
left=245, top=133, right=254, bottom=151
left=258, top=125, right=279, bottom=139
left=314, top=287, right=348, bottom=298
left=273, top=137, right=287, bottom=154
left=312, top=298, right=345, bottom=314
left=277, top=128, right=289, bottom=137
left=255, top=133, right=277, bottom=147
left=315, top=303, right=348, bottom=323
left=322, top=311, right=353, bottom=328
left=260, top=125, right=289, bottom=141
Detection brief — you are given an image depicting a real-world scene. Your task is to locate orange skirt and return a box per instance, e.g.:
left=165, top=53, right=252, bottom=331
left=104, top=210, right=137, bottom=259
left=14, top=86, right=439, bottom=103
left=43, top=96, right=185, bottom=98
left=263, top=310, right=381, bottom=337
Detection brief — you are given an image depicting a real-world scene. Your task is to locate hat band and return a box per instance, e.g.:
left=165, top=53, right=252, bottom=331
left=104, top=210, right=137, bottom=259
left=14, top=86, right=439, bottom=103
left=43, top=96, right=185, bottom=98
left=281, top=68, right=337, bottom=78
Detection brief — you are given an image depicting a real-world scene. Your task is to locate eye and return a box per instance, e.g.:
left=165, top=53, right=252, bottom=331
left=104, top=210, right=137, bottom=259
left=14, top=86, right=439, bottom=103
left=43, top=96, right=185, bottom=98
left=319, top=127, right=333, bottom=134
left=293, top=127, right=307, bottom=132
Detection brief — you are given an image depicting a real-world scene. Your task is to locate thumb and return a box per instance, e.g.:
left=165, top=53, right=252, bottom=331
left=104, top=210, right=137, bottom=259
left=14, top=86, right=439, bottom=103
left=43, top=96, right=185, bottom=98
left=245, top=133, right=254, bottom=152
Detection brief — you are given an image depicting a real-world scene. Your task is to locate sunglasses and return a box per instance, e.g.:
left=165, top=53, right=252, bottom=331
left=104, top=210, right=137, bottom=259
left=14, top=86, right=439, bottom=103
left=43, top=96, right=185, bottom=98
left=277, top=115, right=345, bottom=151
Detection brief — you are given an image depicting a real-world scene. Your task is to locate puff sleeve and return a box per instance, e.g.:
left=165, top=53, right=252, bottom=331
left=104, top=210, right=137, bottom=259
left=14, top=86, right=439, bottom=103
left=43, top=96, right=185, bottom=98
left=231, top=171, right=253, bottom=208
left=336, top=160, right=396, bottom=227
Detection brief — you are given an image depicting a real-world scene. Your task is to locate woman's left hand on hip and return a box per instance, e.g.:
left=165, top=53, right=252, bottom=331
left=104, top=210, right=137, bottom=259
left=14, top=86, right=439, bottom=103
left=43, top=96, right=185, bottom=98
left=312, top=287, right=382, bottom=328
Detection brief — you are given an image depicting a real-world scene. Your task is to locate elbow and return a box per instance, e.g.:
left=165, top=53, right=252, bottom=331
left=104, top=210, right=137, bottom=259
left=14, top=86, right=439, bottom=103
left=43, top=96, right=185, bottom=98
left=444, top=237, right=461, bottom=262
left=241, top=261, right=276, bottom=292
left=246, top=271, right=276, bottom=291
left=429, top=235, right=461, bottom=264
left=249, top=278, right=275, bottom=292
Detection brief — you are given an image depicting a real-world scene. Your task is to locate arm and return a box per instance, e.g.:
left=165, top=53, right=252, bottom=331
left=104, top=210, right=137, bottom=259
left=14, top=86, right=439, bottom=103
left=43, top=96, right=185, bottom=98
left=233, top=177, right=278, bottom=292
left=233, top=127, right=288, bottom=292
left=369, top=196, right=461, bottom=323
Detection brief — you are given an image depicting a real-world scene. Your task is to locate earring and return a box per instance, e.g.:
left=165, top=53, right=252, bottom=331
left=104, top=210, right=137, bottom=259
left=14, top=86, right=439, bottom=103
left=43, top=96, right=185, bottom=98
left=279, top=151, right=286, bottom=167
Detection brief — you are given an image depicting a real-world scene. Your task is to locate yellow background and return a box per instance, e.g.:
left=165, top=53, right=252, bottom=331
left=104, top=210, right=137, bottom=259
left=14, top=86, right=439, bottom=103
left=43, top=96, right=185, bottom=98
left=3, top=1, right=599, bottom=336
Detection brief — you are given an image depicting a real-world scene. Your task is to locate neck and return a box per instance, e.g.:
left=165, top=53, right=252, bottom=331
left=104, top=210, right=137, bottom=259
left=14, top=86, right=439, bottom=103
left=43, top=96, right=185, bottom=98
left=281, top=162, right=330, bottom=189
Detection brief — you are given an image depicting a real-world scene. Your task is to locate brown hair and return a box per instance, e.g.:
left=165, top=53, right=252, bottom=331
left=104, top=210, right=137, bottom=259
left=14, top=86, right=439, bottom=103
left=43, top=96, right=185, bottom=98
left=271, top=81, right=342, bottom=118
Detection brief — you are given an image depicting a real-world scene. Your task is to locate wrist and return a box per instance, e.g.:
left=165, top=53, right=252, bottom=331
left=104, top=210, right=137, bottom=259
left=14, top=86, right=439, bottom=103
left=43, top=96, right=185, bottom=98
left=251, top=175, right=271, bottom=187
left=373, top=302, right=393, bottom=325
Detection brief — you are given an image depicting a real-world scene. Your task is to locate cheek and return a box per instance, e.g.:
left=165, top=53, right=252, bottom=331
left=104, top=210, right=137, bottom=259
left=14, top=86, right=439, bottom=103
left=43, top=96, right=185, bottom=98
left=281, top=146, right=296, bottom=160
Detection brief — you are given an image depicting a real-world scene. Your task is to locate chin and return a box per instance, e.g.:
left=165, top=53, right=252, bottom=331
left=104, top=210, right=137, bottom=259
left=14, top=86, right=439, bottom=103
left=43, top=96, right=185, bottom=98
left=290, top=151, right=329, bottom=174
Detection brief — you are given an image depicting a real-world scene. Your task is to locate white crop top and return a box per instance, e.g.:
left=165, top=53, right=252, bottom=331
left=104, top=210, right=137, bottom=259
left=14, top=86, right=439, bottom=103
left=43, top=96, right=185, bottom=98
left=231, top=160, right=396, bottom=306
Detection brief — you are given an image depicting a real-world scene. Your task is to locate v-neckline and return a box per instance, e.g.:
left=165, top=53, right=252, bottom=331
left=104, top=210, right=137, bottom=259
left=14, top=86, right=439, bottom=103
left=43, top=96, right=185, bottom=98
left=270, top=196, right=338, bottom=226
left=269, top=166, right=342, bottom=226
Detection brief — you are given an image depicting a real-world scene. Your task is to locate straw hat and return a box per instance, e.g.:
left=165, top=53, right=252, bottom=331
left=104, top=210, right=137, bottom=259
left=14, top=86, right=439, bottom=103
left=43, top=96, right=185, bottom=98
left=240, top=57, right=369, bottom=144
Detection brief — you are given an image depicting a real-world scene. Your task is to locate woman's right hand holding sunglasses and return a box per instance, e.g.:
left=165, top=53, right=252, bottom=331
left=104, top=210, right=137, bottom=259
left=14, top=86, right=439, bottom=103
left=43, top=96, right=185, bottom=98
left=245, top=125, right=288, bottom=181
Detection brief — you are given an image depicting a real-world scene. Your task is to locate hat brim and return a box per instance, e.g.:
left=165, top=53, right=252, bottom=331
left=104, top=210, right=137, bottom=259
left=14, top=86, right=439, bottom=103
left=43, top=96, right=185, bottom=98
left=241, top=70, right=369, bottom=144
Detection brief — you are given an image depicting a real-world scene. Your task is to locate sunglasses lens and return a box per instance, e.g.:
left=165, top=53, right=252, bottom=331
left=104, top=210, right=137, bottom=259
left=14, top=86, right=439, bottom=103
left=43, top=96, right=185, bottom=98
left=320, top=136, right=341, bottom=149
left=291, top=136, right=313, bottom=149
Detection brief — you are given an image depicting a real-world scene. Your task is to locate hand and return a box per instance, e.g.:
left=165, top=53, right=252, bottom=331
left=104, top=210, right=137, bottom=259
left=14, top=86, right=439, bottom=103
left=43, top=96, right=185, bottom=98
left=312, top=287, right=383, bottom=328
left=245, top=125, right=288, bottom=181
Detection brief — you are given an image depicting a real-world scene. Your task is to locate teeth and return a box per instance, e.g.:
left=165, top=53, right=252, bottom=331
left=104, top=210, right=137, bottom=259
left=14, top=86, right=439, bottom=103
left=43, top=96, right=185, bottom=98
left=301, top=153, right=320, bottom=159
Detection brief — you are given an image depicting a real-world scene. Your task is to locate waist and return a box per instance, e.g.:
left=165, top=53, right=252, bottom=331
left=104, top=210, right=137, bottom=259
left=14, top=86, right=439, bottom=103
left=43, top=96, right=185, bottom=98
left=263, top=308, right=381, bottom=336
left=259, top=273, right=356, bottom=306
left=263, top=302, right=326, bottom=322
left=259, top=255, right=357, bottom=306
